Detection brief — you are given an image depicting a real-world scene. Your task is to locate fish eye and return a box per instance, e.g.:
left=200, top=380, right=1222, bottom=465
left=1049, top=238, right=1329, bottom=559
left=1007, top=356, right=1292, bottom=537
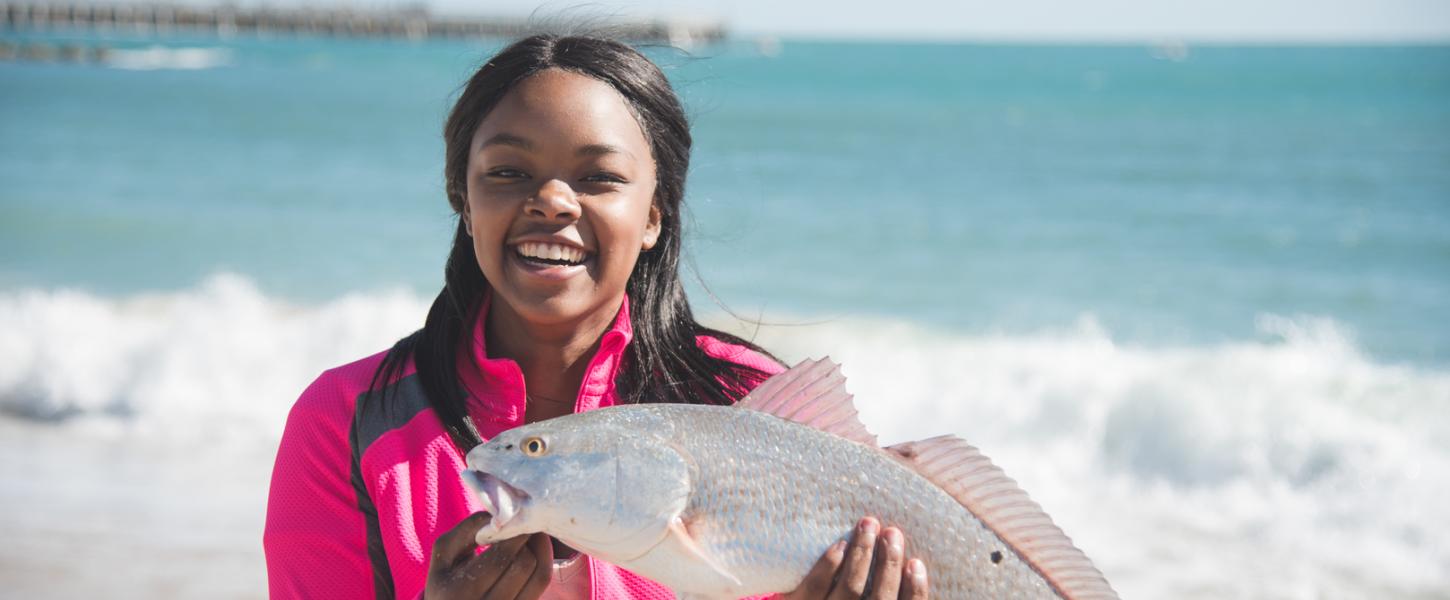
left=521, top=436, right=547, bottom=457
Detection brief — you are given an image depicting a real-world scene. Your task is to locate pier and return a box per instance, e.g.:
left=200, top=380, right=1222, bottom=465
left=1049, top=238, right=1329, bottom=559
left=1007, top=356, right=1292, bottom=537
left=0, top=1, right=727, bottom=45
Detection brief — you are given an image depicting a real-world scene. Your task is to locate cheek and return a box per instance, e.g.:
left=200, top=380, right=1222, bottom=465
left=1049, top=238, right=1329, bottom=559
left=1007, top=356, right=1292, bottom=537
left=465, top=196, right=511, bottom=250
left=591, top=208, right=650, bottom=267
left=533, top=457, right=621, bottom=533
left=467, top=213, right=499, bottom=263
left=602, top=193, right=658, bottom=250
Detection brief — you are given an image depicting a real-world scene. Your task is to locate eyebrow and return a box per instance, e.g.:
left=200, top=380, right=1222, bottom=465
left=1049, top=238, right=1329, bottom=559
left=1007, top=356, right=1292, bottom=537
left=577, top=143, right=634, bottom=159
left=478, top=132, right=532, bottom=151
left=478, top=133, right=634, bottom=160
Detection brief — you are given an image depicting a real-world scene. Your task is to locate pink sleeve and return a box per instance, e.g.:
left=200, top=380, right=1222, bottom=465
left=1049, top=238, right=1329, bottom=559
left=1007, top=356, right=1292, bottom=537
left=264, top=372, right=379, bottom=599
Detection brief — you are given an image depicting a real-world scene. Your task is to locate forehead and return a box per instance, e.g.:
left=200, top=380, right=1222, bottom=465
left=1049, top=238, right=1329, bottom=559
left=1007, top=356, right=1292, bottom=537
left=472, top=68, right=650, bottom=153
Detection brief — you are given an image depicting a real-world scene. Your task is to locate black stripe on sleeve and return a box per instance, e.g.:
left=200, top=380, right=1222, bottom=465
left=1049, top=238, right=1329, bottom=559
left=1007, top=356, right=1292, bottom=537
left=349, top=375, right=432, bottom=600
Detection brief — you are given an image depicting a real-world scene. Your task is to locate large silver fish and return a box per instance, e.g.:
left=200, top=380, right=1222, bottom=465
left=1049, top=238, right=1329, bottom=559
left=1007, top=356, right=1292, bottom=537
left=463, top=359, right=1116, bottom=599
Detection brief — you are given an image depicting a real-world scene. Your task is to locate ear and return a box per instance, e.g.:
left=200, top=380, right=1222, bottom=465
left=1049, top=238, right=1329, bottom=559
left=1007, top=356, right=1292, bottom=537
left=461, top=205, right=474, bottom=238
left=641, top=204, right=662, bottom=251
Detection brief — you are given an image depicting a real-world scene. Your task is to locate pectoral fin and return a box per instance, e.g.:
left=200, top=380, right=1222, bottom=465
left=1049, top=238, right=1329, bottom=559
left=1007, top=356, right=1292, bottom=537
left=617, top=515, right=743, bottom=598
left=666, top=516, right=742, bottom=588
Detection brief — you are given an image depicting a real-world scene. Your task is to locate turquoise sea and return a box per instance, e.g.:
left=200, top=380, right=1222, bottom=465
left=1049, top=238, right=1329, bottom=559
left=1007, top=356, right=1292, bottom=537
left=2, top=29, right=1448, bottom=599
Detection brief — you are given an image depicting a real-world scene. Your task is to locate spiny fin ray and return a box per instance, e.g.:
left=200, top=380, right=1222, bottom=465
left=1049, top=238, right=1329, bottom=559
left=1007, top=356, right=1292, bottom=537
left=736, top=358, right=877, bottom=447
left=887, top=436, right=1118, bottom=600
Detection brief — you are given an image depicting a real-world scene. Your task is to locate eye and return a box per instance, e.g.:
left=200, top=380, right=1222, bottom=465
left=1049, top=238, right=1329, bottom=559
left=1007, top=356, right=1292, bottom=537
left=487, top=168, right=529, bottom=180
left=521, top=436, right=548, bottom=457
left=582, top=171, right=627, bottom=184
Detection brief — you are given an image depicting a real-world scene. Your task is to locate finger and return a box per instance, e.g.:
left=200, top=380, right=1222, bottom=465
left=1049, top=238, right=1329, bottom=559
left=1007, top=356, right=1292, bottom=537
left=453, top=534, right=532, bottom=594
left=513, top=533, right=556, bottom=600
left=430, top=512, right=492, bottom=574
left=781, top=540, right=846, bottom=599
left=827, top=517, right=879, bottom=600
left=869, top=527, right=906, bottom=600
left=481, top=534, right=543, bottom=599
left=901, top=558, right=929, bottom=600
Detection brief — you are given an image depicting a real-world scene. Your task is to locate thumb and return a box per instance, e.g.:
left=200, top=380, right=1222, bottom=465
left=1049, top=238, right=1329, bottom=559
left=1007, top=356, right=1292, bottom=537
left=430, top=512, right=492, bottom=572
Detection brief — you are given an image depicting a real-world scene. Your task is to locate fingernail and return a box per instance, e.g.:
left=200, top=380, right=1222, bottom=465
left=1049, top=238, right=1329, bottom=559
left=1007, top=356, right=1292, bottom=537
left=858, top=517, right=879, bottom=536
left=909, top=558, right=927, bottom=582
left=831, top=540, right=847, bottom=555
left=883, top=528, right=903, bottom=552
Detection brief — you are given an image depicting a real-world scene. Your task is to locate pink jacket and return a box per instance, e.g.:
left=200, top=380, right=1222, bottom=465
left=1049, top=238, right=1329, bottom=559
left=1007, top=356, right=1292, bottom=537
left=264, top=297, right=783, bottom=599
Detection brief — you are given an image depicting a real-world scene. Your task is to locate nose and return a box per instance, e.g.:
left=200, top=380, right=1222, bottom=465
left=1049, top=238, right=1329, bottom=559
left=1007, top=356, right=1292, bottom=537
left=525, top=179, right=581, bottom=221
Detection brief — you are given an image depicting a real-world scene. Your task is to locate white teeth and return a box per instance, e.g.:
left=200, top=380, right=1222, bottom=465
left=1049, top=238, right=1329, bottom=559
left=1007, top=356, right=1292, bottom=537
left=517, top=242, right=586, bottom=264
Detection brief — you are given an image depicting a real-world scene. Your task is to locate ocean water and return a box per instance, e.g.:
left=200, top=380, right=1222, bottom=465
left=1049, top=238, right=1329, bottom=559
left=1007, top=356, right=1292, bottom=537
left=2, top=29, right=1449, bottom=598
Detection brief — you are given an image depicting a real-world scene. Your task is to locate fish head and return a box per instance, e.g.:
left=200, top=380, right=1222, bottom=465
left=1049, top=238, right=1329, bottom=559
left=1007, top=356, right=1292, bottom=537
left=463, top=408, right=692, bottom=560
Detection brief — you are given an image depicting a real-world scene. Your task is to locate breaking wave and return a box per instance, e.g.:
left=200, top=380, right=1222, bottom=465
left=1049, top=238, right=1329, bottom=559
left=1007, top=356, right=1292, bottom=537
left=105, top=45, right=233, bottom=70
left=1, top=274, right=1446, bottom=597
left=0, top=274, right=424, bottom=438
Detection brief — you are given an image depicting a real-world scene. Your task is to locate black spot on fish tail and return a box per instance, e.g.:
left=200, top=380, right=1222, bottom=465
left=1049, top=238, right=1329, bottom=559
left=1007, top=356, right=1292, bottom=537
left=990, top=550, right=1003, bottom=564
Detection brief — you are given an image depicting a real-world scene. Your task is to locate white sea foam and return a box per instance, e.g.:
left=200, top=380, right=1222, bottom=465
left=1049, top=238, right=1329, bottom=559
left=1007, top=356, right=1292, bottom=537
left=1, top=275, right=1446, bottom=598
left=0, top=274, right=425, bottom=440
left=104, top=45, right=233, bottom=70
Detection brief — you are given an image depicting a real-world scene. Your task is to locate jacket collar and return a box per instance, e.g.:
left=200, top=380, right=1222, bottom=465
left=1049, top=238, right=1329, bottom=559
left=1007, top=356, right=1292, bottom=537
left=457, top=293, right=634, bottom=434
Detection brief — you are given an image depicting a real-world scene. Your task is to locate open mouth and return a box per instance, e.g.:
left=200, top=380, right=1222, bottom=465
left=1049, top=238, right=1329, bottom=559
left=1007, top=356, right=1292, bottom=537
left=513, top=242, right=590, bottom=268
left=462, top=470, right=531, bottom=541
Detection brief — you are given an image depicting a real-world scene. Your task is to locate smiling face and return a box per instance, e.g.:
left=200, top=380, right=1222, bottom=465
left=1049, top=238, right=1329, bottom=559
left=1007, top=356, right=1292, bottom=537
left=464, top=68, right=661, bottom=329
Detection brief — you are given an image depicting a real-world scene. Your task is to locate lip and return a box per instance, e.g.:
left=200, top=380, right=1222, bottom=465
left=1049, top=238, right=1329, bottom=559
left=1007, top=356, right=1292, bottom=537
left=507, top=235, right=593, bottom=255
left=507, top=249, right=591, bottom=281
left=463, top=470, right=532, bottom=543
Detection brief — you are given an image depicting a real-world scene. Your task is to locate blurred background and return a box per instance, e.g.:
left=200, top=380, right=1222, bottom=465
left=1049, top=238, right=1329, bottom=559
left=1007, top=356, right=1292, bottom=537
left=2, top=0, right=1448, bottom=598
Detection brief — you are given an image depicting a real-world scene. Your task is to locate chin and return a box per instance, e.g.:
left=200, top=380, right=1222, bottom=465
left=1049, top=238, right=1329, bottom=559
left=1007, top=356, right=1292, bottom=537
left=496, top=287, right=622, bottom=329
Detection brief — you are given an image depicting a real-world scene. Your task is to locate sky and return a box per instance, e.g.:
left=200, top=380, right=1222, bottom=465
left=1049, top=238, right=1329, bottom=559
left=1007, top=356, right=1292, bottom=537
left=30, top=0, right=1450, bottom=41
left=417, top=0, right=1450, bottom=42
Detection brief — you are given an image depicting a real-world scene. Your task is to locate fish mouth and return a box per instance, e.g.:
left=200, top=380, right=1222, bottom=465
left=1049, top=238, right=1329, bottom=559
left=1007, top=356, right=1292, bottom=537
left=462, top=470, right=532, bottom=542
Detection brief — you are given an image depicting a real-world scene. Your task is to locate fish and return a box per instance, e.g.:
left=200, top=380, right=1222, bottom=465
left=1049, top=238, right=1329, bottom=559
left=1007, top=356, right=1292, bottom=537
left=463, top=358, right=1117, bottom=599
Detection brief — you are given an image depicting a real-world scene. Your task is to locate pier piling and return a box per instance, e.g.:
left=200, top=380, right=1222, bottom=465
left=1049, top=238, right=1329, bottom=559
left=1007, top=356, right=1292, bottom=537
left=0, top=1, right=727, bottom=44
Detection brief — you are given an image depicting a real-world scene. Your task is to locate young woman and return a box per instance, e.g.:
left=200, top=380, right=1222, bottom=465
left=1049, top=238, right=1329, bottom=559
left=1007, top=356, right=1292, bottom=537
left=264, top=34, right=930, bottom=600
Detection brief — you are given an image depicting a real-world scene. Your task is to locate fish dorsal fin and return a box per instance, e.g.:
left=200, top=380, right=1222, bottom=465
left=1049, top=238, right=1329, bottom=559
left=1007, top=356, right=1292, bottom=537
left=887, top=436, right=1119, bottom=600
left=736, top=358, right=877, bottom=447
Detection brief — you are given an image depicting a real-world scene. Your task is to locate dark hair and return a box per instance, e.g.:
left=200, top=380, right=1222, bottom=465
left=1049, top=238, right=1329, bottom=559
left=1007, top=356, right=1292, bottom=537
left=372, top=34, right=779, bottom=451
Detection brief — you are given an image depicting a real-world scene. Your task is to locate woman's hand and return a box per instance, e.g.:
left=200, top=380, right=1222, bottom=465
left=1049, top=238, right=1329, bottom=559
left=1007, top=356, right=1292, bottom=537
left=782, top=517, right=930, bottom=600
left=424, top=512, right=553, bottom=600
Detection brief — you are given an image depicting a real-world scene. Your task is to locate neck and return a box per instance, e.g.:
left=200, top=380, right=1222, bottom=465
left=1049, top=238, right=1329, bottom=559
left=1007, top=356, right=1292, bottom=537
left=484, top=295, right=624, bottom=423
